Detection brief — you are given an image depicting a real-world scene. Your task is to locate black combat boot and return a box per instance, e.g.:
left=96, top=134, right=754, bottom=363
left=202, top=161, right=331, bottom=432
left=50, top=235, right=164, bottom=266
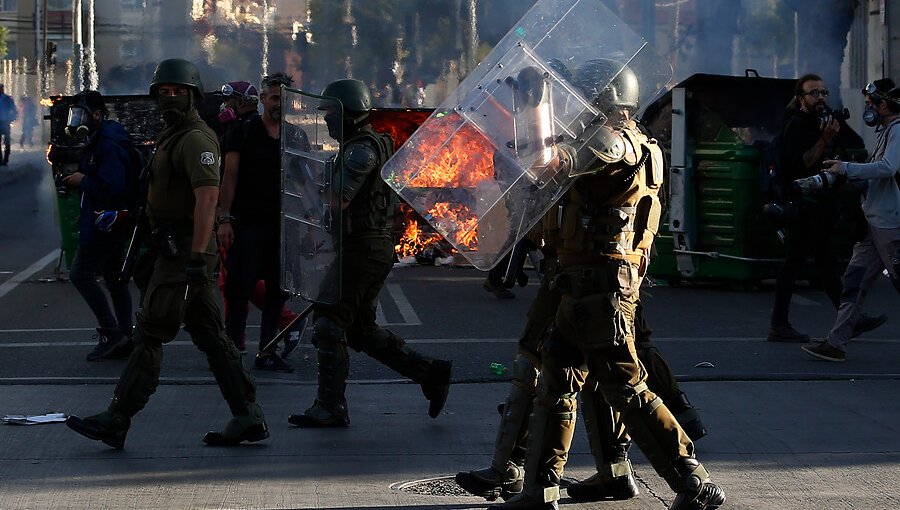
left=203, top=403, right=269, bottom=446
left=486, top=469, right=560, bottom=510
left=455, top=461, right=524, bottom=501
left=421, top=359, right=452, bottom=418
left=668, top=458, right=726, bottom=510
left=567, top=441, right=639, bottom=501
left=66, top=410, right=130, bottom=450
left=288, top=343, right=350, bottom=427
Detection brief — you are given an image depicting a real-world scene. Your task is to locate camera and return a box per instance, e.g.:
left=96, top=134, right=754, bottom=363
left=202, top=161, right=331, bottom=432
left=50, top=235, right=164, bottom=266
left=821, top=106, right=850, bottom=124
left=53, top=167, right=76, bottom=198
left=792, top=171, right=840, bottom=194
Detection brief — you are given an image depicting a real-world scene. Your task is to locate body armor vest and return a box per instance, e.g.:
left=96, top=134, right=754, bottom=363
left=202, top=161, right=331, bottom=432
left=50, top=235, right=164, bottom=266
left=343, top=125, right=395, bottom=238
left=551, top=123, right=664, bottom=269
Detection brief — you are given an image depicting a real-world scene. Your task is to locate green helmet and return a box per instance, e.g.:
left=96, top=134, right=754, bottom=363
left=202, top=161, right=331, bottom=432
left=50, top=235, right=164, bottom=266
left=320, top=79, right=373, bottom=115
left=150, top=58, right=204, bottom=100
left=573, top=58, right=639, bottom=111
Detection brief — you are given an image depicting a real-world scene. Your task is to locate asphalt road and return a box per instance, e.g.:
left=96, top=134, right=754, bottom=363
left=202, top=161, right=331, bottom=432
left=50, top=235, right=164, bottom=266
left=2, top=148, right=900, bottom=510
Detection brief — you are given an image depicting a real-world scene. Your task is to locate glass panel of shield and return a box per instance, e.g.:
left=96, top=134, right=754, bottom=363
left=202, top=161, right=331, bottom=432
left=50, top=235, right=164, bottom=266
left=382, top=0, right=672, bottom=270
left=281, top=87, right=343, bottom=304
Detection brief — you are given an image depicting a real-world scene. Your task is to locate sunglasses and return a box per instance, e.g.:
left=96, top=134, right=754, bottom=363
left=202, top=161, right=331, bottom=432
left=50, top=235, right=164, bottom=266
left=802, top=89, right=829, bottom=98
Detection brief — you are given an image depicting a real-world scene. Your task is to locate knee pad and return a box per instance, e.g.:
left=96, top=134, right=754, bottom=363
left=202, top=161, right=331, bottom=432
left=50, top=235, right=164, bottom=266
left=312, top=316, right=344, bottom=348
left=511, top=353, right=539, bottom=390
left=599, top=381, right=656, bottom=413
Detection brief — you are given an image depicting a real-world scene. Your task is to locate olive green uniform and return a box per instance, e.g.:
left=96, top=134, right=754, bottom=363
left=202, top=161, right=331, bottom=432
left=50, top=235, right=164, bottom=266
left=297, top=124, right=451, bottom=426
left=109, top=110, right=260, bottom=427
left=500, top=121, right=712, bottom=508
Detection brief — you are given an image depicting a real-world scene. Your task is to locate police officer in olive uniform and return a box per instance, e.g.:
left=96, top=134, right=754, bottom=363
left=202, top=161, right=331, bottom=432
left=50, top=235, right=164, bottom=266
left=288, top=79, right=452, bottom=428
left=457, top=217, right=705, bottom=504
left=66, top=59, right=268, bottom=449
left=488, top=60, right=725, bottom=510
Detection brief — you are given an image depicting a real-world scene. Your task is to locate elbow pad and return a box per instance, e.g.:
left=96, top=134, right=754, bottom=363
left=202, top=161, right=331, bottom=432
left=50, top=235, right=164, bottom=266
left=341, top=143, right=378, bottom=203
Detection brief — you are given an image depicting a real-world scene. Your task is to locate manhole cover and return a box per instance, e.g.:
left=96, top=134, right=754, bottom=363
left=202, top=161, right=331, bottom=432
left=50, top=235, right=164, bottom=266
left=392, top=476, right=472, bottom=497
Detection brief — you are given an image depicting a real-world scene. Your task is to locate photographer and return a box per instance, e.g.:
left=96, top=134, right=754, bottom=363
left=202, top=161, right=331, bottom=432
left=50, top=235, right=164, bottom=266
left=62, top=91, right=136, bottom=361
left=802, top=79, right=900, bottom=362
left=767, top=73, right=876, bottom=343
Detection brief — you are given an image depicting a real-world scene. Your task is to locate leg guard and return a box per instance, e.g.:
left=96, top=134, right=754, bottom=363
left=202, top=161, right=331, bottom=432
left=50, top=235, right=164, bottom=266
left=290, top=317, right=350, bottom=427
left=456, top=352, right=535, bottom=501
left=568, top=381, right=638, bottom=501
left=520, top=381, right=576, bottom=505
left=109, top=329, right=164, bottom=418
left=637, top=340, right=707, bottom=441
left=192, top=331, right=257, bottom=416
left=598, top=381, right=694, bottom=490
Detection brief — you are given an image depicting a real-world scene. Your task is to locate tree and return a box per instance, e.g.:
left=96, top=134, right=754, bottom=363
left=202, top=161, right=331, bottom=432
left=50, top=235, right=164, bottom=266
left=0, top=26, right=8, bottom=60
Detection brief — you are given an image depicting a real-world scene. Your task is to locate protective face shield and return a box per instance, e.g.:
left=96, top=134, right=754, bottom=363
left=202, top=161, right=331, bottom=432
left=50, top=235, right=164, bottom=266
left=381, top=0, right=671, bottom=270
left=65, top=106, right=96, bottom=139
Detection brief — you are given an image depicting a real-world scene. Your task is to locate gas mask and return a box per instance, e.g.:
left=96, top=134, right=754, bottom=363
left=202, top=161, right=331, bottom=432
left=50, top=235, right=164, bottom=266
left=218, top=103, right=237, bottom=123
left=65, top=106, right=96, bottom=139
left=158, top=94, right=192, bottom=125
left=863, top=104, right=881, bottom=127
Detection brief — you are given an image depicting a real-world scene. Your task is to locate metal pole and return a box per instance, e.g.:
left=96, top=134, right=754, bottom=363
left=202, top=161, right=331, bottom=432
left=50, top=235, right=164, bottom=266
left=73, top=0, right=83, bottom=92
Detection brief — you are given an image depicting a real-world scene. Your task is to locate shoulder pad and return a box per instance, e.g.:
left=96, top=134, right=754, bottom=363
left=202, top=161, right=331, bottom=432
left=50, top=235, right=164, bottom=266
left=344, top=142, right=378, bottom=175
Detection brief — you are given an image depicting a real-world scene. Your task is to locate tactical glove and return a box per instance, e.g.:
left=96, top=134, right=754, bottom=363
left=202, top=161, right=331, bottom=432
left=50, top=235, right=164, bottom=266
left=185, top=252, right=208, bottom=285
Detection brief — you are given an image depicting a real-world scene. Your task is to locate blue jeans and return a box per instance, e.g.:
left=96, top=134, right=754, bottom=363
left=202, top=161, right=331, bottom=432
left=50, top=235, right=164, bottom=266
left=70, top=240, right=134, bottom=336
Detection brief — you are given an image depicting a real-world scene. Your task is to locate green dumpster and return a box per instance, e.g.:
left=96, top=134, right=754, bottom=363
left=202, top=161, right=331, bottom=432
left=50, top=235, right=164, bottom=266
left=56, top=193, right=81, bottom=270
left=642, top=72, right=865, bottom=285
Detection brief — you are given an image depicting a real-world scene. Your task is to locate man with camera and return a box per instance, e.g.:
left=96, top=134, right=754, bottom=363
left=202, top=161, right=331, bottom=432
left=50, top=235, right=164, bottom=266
left=767, top=73, right=878, bottom=343
left=61, top=91, right=136, bottom=361
left=802, top=79, right=900, bottom=362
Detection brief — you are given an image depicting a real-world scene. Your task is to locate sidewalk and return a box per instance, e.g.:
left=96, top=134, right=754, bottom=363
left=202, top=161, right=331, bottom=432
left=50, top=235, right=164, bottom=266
left=1, top=378, right=898, bottom=510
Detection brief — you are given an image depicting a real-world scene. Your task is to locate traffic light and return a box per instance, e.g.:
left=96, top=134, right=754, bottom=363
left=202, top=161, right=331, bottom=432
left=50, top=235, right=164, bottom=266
left=45, top=41, right=57, bottom=66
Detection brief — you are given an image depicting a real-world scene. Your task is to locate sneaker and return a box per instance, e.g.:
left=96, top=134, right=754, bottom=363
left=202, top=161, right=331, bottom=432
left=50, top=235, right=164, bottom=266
left=766, top=323, right=810, bottom=343
left=86, top=328, right=130, bottom=361
left=254, top=351, right=294, bottom=373
left=483, top=278, right=514, bottom=299
left=281, top=317, right=308, bottom=360
left=852, top=313, right=887, bottom=338
left=801, top=340, right=846, bottom=362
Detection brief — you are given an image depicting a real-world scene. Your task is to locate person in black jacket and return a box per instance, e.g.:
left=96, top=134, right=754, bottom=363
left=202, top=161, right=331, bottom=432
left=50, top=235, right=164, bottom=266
left=63, top=91, right=137, bottom=360
left=768, top=73, right=884, bottom=342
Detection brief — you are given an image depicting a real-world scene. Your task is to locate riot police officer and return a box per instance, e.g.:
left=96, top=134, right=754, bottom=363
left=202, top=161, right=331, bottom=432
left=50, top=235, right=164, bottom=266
left=489, top=60, right=724, bottom=510
left=66, top=59, right=268, bottom=449
left=287, top=79, right=452, bottom=428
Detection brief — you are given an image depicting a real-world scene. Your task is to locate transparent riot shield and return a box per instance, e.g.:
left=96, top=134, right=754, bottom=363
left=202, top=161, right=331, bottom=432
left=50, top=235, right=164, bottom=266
left=382, top=0, right=672, bottom=270
left=281, top=87, right=342, bottom=304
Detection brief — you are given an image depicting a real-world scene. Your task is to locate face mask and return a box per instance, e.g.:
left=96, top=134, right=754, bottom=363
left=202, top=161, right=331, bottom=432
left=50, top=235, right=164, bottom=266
left=863, top=104, right=881, bottom=127
left=65, top=107, right=95, bottom=139
left=218, top=103, right=237, bottom=123
left=323, top=110, right=344, bottom=140
left=158, top=94, right=192, bottom=125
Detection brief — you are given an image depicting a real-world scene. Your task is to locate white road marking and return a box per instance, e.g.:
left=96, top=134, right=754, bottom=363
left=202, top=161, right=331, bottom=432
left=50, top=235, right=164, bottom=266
left=386, top=283, right=422, bottom=325
left=0, top=249, right=60, bottom=300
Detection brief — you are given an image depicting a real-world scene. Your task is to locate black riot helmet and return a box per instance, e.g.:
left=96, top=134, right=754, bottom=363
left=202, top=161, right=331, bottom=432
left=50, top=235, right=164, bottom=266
left=149, top=58, right=204, bottom=101
left=573, top=59, right=639, bottom=112
left=65, top=90, right=107, bottom=139
left=321, top=78, right=373, bottom=117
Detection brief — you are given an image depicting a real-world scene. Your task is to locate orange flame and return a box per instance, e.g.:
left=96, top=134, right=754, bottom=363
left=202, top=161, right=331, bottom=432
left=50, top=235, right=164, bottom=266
left=395, top=219, right=444, bottom=258
left=39, top=98, right=53, bottom=107
left=401, top=113, right=495, bottom=188
left=426, top=202, right=478, bottom=250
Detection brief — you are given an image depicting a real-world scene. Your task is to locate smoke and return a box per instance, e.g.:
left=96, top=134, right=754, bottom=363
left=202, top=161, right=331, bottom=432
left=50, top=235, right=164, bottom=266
left=27, top=0, right=859, bottom=109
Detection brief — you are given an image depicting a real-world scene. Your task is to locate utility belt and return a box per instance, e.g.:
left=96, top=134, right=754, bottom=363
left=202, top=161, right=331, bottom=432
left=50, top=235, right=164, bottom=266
left=148, top=221, right=191, bottom=259
left=550, top=260, right=639, bottom=298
